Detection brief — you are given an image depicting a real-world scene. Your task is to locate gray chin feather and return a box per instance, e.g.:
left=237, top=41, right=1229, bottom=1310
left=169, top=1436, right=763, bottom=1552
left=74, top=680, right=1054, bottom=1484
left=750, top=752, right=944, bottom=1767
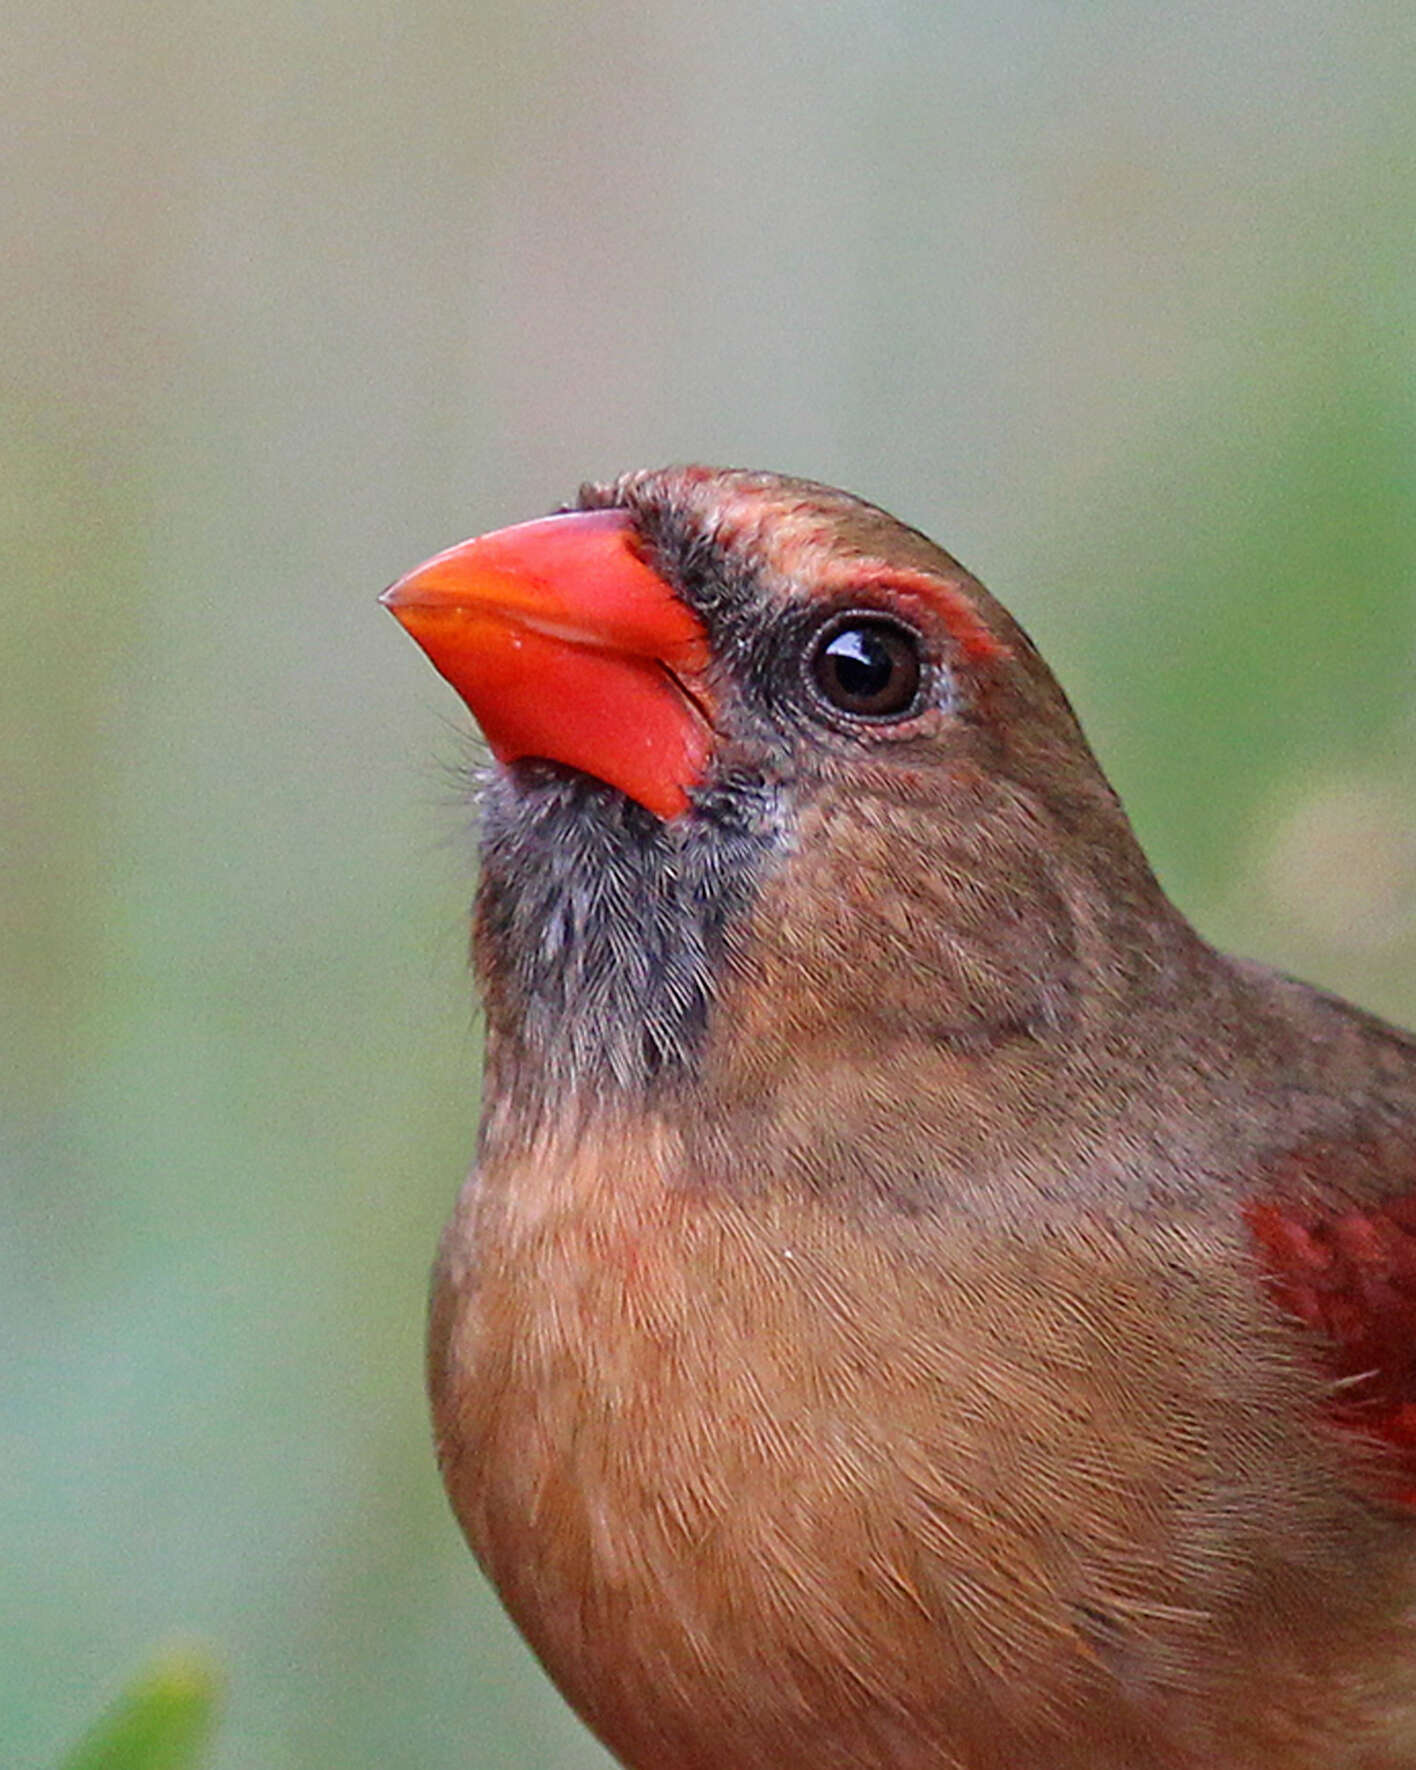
left=472, top=760, right=788, bottom=1122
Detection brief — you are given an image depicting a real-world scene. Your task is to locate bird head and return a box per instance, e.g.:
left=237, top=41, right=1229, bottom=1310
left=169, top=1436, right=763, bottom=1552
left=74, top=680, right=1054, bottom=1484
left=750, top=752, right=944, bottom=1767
left=384, top=468, right=1177, bottom=1148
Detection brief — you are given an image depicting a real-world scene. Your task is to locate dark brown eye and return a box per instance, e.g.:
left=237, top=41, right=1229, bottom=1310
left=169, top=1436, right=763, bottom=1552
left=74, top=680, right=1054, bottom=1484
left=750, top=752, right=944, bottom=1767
left=809, top=617, right=923, bottom=719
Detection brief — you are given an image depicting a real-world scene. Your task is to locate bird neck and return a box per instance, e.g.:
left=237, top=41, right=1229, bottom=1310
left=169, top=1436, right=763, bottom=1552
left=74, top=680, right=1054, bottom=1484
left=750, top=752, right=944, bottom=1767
left=471, top=764, right=783, bottom=1142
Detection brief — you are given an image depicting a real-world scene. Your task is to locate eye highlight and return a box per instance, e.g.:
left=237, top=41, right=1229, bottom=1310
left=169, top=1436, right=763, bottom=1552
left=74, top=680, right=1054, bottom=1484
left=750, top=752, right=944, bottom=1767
left=808, top=615, right=924, bottom=720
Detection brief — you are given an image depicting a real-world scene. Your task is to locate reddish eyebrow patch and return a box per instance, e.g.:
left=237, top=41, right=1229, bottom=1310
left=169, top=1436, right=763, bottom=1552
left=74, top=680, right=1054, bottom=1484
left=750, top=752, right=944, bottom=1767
left=676, top=474, right=1012, bottom=668
left=1246, top=1192, right=1416, bottom=1504
left=822, top=561, right=1011, bottom=669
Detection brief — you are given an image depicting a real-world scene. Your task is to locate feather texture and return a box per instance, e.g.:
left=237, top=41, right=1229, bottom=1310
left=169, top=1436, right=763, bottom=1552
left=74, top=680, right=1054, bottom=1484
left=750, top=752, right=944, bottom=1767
left=396, top=468, right=1416, bottom=1769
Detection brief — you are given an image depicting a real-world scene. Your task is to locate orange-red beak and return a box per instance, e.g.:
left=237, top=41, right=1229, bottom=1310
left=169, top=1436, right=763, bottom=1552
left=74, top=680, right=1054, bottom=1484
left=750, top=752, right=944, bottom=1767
left=382, top=509, right=714, bottom=820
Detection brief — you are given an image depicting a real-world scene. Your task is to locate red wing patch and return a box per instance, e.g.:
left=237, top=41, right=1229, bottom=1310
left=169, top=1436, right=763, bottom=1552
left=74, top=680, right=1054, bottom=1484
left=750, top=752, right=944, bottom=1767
left=1246, top=1192, right=1416, bottom=1503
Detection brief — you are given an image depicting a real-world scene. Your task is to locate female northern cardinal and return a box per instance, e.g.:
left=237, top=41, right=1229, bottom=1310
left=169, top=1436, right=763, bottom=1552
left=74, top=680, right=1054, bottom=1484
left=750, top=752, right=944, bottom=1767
left=384, top=468, right=1416, bottom=1769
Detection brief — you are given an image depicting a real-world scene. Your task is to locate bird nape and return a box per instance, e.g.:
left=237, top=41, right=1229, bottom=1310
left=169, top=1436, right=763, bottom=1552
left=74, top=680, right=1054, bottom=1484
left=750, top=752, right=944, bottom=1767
left=384, top=467, right=1416, bottom=1770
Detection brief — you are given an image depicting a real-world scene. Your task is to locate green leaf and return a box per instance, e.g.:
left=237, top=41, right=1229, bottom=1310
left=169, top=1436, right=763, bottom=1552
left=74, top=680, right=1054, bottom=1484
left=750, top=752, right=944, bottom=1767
left=59, top=1649, right=220, bottom=1770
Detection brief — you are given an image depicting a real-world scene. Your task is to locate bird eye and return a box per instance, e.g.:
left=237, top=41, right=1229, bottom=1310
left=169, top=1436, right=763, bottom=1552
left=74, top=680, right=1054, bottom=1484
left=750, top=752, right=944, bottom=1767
left=809, top=617, right=924, bottom=720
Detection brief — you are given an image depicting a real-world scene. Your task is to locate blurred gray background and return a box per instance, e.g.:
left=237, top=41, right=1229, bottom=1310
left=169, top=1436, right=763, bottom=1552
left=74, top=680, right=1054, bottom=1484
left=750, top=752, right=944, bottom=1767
left=4, top=2, right=1414, bottom=1765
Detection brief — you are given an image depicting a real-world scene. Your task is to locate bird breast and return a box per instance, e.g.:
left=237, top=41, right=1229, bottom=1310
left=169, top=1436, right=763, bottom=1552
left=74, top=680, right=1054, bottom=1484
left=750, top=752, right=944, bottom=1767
left=427, top=1114, right=1416, bottom=1770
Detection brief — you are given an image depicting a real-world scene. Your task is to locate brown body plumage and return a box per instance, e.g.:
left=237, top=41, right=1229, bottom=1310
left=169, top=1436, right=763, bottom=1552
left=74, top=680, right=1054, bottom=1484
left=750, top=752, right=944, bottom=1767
left=390, top=469, right=1416, bottom=1768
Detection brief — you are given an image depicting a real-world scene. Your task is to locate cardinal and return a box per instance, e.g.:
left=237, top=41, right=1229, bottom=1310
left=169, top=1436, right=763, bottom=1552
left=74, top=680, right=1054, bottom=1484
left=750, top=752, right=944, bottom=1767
left=384, top=467, right=1416, bottom=1769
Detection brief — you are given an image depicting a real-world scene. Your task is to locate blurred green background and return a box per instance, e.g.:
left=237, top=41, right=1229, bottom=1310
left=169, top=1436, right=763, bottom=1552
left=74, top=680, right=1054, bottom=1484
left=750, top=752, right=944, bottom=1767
left=4, top=3, right=1414, bottom=1766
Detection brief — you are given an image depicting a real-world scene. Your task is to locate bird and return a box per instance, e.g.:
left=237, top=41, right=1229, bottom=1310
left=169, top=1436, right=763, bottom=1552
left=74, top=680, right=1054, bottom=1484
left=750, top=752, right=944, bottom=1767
left=383, top=467, right=1416, bottom=1770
